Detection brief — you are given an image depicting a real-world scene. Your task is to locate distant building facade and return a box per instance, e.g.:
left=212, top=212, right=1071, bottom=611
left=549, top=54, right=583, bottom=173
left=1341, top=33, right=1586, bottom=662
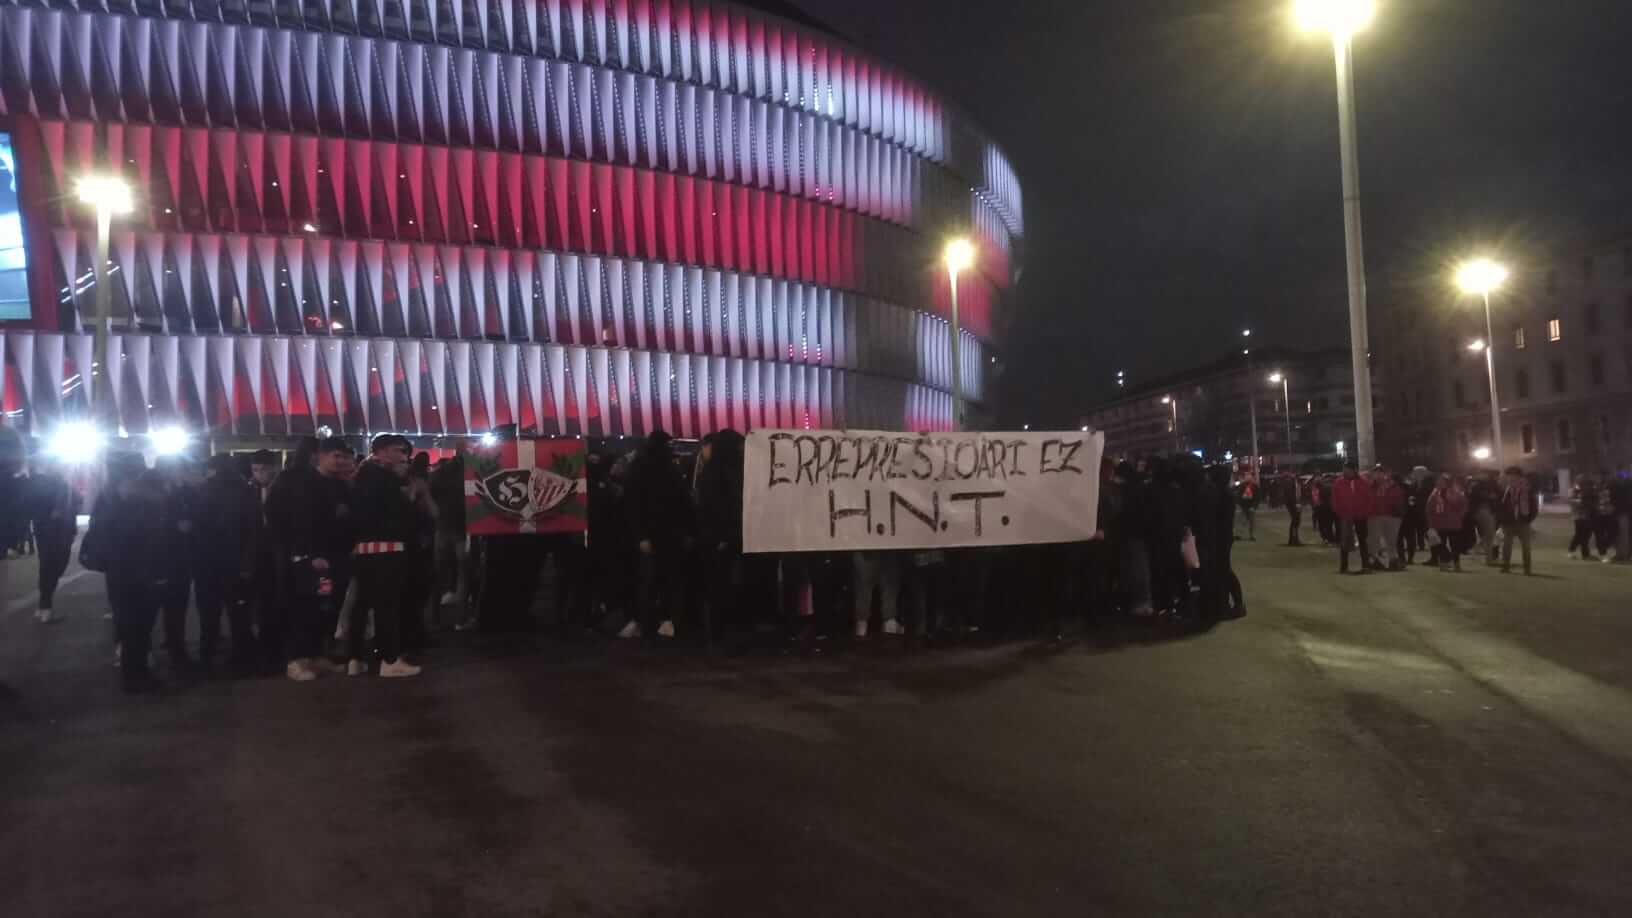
left=1374, top=238, right=1632, bottom=488
left=1084, top=347, right=1379, bottom=466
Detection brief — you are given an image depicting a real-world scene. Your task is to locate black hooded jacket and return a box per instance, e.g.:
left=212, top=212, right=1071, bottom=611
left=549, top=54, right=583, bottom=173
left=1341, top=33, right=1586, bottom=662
left=697, top=430, right=745, bottom=551
left=625, top=435, right=694, bottom=546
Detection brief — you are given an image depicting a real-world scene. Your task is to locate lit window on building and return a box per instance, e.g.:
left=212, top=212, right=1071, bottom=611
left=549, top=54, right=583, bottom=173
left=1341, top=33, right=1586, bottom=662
left=1513, top=326, right=1526, bottom=350
left=1549, top=318, right=1562, bottom=341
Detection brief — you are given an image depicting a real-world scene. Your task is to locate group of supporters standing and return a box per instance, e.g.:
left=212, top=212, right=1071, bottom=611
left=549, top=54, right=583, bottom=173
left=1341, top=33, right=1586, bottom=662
left=70, top=435, right=435, bottom=693
left=1284, top=462, right=1572, bottom=575
left=6, top=427, right=1269, bottom=690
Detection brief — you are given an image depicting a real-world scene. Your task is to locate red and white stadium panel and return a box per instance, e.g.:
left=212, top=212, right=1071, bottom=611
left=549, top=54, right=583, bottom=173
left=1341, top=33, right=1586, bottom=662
left=0, top=0, right=1020, bottom=439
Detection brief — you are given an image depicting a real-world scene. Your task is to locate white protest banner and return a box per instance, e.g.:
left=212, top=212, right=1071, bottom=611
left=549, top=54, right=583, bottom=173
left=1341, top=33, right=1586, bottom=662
left=743, top=429, right=1105, bottom=554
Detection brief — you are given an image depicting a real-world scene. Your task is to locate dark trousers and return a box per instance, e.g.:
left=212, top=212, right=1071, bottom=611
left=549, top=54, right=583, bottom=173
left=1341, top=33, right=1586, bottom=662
left=160, top=570, right=194, bottom=660
left=1569, top=520, right=1596, bottom=558
left=1315, top=508, right=1337, bottom=544
left=1287, top=507, right=1303, bottom=545
left=195, top=567, right=255, bottom=664
left=255, top=554, right=286, bottom=667
left=1431, top=529, right=1463, bottom=567
left=1339, top=518, right=1371, bottom=572
left=109, top=576, right=162, bottom=685
left=1150, top=538, right=1188, bottom=614
left=350, top=553, right=407, bottom=663
left=36, top=533, right=74, bottom=609
left=1594, top=516, right=1617, bottom=555
left=637, top=546, right=684, bottom=632
left=283, top=560, right=326, bottom=662
left=400, top=549, right=432, bottom=652
left=705, top=547, right=744, bottom=639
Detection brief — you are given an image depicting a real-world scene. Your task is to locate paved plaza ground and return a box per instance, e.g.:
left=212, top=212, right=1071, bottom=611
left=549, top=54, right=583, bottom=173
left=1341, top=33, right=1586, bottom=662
left=4, top=513, right=1632, bottom=917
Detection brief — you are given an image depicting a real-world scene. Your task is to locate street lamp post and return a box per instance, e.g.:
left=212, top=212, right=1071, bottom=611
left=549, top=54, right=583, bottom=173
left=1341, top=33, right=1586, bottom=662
left=1457, top=258, right=1509, bottom=466
left=1297, top=0, right=1378, bottom=469
left=1162, top=395, right=1179, bottom=454
left=74, top=175, right=136, bottom=420
left=943, top=238, right=975, bottom=431
left=1270, top=372, right=1293, bottom=459
left=1243, top=329, right=1259, bottom=474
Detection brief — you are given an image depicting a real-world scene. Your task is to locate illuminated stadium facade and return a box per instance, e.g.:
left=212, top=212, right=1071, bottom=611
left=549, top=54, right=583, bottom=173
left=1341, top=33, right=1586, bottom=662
left=0, top=0, right=1023, bottom=442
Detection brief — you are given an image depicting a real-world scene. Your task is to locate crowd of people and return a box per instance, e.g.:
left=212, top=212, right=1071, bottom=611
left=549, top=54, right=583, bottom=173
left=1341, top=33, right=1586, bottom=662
left=1266, top=461, right=1632, bottom=575
left=9, top=424, right=1614, bottom=695
left=1, top=429, right=1269, bottom=693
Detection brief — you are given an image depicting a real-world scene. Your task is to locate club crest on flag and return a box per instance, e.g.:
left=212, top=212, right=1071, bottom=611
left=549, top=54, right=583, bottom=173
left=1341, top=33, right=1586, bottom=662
left=464, top=438, right=589, bottom=536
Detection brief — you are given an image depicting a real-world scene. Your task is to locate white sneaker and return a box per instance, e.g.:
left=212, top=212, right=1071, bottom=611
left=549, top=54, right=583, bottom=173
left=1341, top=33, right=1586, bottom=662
left=346, top=659, right=368, bottom=677
left=35, top=607, right=55, bottom=623
left=439, top=591, right=460, bottom=606
left=379, top=658, right=422, bottom=678
left=854, top=620, right=869, bottom=638
left=657, top=620, right=676, bottom=638
left=617, top=621, right=642, bottom=640
left=881, top=618, right=905, bottom=636
left=285, top=660, right=317, bottom=682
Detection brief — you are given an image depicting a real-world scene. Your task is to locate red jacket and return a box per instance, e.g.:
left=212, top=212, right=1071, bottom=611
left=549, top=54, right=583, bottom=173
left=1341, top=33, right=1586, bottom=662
left=1373, top=480, right=1406, bottom=517
left=1426, top=487, right=1468, bottom=531
left=1332, top=475, right=1374, bottom=521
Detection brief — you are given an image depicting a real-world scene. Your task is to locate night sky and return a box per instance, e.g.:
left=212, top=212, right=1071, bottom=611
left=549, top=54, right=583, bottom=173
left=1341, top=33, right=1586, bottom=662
left=791, top=0, right=1632, bottom=424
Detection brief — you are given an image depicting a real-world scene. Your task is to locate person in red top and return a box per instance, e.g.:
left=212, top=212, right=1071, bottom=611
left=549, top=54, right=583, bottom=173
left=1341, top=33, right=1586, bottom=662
left=1370, top=466, right=1407, bottom=571
left=1331, top=462, right=1375, bottom=574
left=1426, top=473, right=1469, bottom=571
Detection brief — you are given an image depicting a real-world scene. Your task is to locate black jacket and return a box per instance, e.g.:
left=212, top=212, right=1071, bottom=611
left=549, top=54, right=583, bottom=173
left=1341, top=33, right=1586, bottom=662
left=24, top=470, right=79, bottom=543
left=430, top=458, right=467, bottom=532
left=268, top=466, right=353, bottom=560
left=84, top=477, right=169, bottom=584
left=626, top=443, right=694, bottom=545
left=696, top=431, right=745, bottom=551
left=197, top=475, right=259, bottom=575
left=350, top=460, right=417, bottom=545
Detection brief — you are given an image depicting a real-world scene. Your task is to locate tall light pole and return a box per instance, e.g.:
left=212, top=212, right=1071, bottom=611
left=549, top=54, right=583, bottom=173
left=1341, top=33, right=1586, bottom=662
left=1297, top=0, right=1378, bottom=468
left=1270, top=372, right=1293, bottom=459
left=943, top=238, right=975, bottom=431
left=74, top=174, right=136, bottom=421
left=1457, top=258, right=1508, bottom=466
left=1162, top=395, right=1180, bottom=454
left=1243, top=329, right=1259, bottom=474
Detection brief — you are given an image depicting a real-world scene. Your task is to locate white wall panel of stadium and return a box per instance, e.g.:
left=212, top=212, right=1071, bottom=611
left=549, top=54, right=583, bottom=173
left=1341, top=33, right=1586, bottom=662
left=0, top=0, right=1022, bottom=441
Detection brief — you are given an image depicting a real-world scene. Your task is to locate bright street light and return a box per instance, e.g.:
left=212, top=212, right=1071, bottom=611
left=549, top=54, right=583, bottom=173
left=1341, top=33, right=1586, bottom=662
left=48, top=421, right=108, bottom=462
left=479, top=432, right=499, bottom=448
left=1160, top=396, right=1172, bottom=405
left=943, top=237, right=975, bottom=431
left=1467, top=339, right=1487, bottom=352
left=150, top=425, right=191, bottom=457
left=75, top=174, right=136, bottom=423
left=1294, top=0, right=1377, bottom=37
left=74, top=175, right=136, bottom=216
left=1457, top=257, right=1508, bottom=465
left=1455, top=258, right=1508, bottom=296
left=1472, top=446, right=1492, bottom=462
left=1297, top=0, right=1378, bottom=468
left=1269, top=372, right=1293, bottom=455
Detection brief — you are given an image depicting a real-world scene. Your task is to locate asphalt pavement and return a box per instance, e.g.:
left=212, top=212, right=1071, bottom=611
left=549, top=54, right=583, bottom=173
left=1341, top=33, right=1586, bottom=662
left=3, top=513, right=1632, bottom=917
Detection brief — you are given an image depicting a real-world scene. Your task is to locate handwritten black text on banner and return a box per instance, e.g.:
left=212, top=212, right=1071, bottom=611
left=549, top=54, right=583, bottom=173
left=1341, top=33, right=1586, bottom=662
left=742, top=430, right=1106, bottom=553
